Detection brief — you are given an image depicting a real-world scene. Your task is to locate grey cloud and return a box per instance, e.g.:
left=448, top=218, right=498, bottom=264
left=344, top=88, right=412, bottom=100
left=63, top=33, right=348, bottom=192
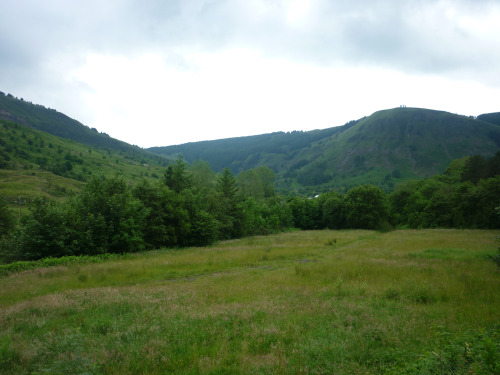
left=1, top=0, right=499, bottom=92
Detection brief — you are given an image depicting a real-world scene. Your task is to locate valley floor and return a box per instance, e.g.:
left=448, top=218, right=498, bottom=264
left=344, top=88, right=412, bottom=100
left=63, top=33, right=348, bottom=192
left=0, top=229, right=498, bottom=374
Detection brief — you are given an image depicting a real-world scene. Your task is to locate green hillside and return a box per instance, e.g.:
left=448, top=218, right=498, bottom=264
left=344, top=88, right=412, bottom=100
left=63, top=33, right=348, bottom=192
left=150, top=108, right=500, bottom=193
left=0, top=119, right=167, bottom=202
left=294, top=108, right=500, bottom=191
left=477, top=111, right=500, bottom=127
left=0, top=91, right=168, bottom=161
left=1, top=89, right=499, bottom=196
left=149, top=119, right=360, bottom=173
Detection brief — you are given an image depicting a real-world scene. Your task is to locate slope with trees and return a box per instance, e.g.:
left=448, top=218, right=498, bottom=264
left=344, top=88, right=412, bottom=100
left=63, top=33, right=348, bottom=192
left=0, top=91, right=167, bottom=164
left=150, top=108, right=500, bottom=193
left=0, top=119, right=167, bottom=201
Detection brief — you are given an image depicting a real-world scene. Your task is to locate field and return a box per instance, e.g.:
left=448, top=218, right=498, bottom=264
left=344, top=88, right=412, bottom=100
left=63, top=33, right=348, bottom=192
left=0, top=229, right=498, bottom=374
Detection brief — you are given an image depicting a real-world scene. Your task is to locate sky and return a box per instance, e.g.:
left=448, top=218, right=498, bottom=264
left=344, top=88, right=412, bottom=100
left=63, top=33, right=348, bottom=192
left=1, top=0, right=499, bottom=148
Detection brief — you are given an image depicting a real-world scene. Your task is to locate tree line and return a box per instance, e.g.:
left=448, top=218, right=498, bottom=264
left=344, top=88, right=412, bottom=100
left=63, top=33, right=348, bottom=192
left=1, top=153, right=499, bottom=262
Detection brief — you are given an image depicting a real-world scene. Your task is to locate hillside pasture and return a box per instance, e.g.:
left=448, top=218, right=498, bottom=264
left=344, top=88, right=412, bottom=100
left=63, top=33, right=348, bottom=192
left=0, top=229, right=498, bottom=374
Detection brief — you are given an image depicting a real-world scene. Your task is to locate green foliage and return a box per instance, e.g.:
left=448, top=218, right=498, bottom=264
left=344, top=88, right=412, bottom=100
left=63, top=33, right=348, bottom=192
left=459, top=152, right=500, bottom=185
left=288, top=196, right=321, bottom=230
left=0, top=119, right=166, bottom=201
left=15, top=197, right=73, bottom=260
left=217, top=167, right=238, bottom=200
left=70, top=176, right=146, bottom=254
left=390, top=173, right=500, bottom=229
left=477, top=111, right=500, bottom=126
left=133, top=179, right=190, bottom=248
left=0, top=93, right=164, bottom=159
left=488, top=207, right=500, bottom=268
left=3, top=151, right=500, bottom=263
left=163, top=156, right=192, bottom=193
left=241, top=197, right=293, bottom=236
left=189, top=160, right=217, bottom=194
left=0, top=253, right=119, bottom=276
left=1, top=177, right=147, bottom=261
left=345, top=185, right=388, bottom=229
left=187, top=209, right=219, bottom=246
left=214, top=168, right=243, bottom=239
left=238, top=166, right=276, bottom=200
left=318, top=192, right=346, bottom=229
left=0, top=197, right=15, bottom=237
left=150, top=126, right=349, bottom=173
left=390, top=327, right=499, bottom=375
left=150, top=108, right=500, bottom=193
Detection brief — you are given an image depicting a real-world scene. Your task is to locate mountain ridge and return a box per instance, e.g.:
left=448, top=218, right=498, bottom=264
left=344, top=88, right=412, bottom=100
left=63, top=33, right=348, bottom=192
left=1, top=90, right=499, bottom=194
left=150, top=107, right=500, bottom=192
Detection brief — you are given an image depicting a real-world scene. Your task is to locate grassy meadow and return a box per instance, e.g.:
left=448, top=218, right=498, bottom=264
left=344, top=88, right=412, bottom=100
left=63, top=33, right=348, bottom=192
left=0, top=229, right=498, bottom=374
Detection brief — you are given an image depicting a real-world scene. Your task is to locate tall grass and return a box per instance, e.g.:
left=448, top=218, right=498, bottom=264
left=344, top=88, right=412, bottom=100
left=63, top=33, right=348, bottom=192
left=0, top=229, right=498, bottom=374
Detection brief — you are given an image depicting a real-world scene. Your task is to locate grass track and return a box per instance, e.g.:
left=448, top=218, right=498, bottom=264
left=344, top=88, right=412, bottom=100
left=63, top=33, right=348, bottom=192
left=0, top=229, right=498, bottom=374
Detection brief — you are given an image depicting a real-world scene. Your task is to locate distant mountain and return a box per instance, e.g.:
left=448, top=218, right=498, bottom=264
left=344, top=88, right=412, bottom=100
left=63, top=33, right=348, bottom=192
left=149, top=119, right=361, bottom=173
left=150, top=107, right=500, bottom=192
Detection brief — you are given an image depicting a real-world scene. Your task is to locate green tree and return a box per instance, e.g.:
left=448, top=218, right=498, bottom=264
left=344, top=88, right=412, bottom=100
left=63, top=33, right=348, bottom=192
left=424, top=184, right=455, bottom=227
left=345, top=185, right=388, bottom=229
left=0, top=197, right=16, bottom=237
left=70, top=176, right=146, bottom=254
left=190, top=160, right=217, bottom=195
left=216, top=168, right=243, bottom=238
left=462, top=155, right=487, bottom=184
left=15, top=197, right=72, bottom=260
left=289, top=197, right=321, bottom=230
left=486, top=150, right=500, bottom=178
left=450, top=181, right=478, bottom=228
left=473, top=176, right=500, bottom=228
left=389, top=183, right=414, bottom=226
left=187, top=208, right=219, bottom=246
left=238, top=166, right=276, bottom=200
left=265, top=196, right=294, bottom=232
left=319, top=192, right=346, bottom=229
left=133, top=180, right=190, bottom=248
left=163, top=156, right=192, bottom=193
left=217, top=168, right=238, bottom=200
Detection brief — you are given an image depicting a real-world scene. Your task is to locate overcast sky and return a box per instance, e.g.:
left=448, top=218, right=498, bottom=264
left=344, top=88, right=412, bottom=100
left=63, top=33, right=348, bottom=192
left=1, top=0, right=499, bottom=148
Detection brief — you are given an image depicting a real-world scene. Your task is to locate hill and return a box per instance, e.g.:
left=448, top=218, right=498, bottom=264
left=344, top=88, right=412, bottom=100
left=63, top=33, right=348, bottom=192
left=148, top=119, right=361, bottom=173
left=0, top=119, right=167, bottom=202
left=0, top=91, right=166, bottom=162
left=477, top=111, right=500, bottom=127
left=150, top=108, right=500, bottom=192
left=1, top=90, right=499, bottom=195
left=0, top=91, right=175, bottom=201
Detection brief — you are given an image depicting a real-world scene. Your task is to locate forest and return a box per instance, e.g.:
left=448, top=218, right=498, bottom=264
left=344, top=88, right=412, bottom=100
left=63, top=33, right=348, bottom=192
left=1, top=152, right=499, bottom=263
